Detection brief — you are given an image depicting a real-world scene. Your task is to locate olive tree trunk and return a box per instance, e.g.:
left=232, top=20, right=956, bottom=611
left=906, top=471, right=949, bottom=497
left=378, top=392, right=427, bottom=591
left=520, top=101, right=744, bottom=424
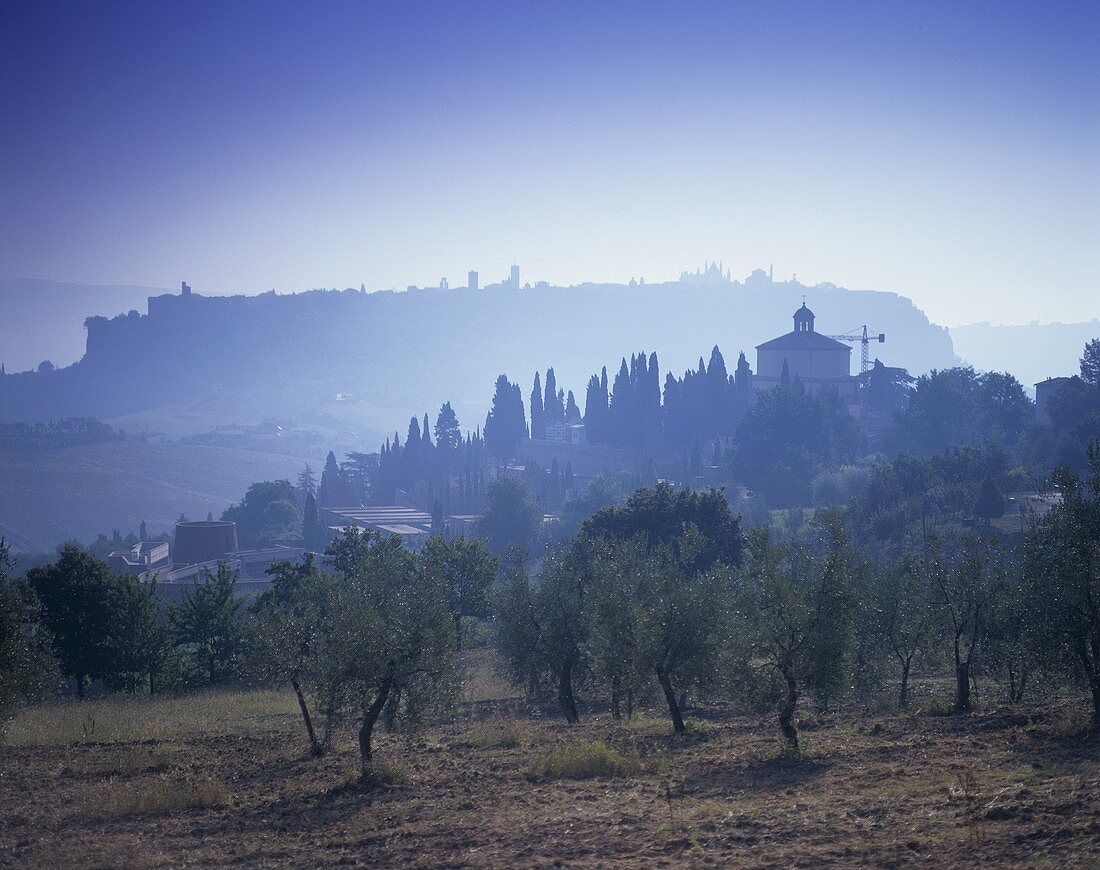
left=291, top=673, right=324, bottom=757
left=557, top=658, right=579, bottom=724
left=359, top=661, right=396, bottom=779
left=778, top=666, right=800, bottom=752
left=657, top=669, right=686, bottom=734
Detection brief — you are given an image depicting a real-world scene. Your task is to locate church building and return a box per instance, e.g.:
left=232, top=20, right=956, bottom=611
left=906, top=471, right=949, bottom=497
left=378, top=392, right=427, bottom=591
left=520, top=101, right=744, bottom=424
left=754, top=303, right=857, bottom=399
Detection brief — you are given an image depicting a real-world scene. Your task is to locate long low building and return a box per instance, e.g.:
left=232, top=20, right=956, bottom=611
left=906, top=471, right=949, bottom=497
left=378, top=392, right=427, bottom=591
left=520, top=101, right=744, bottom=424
left=321, top=505, right=478, bottom=549
left=139, top=544, right=307, bottom=602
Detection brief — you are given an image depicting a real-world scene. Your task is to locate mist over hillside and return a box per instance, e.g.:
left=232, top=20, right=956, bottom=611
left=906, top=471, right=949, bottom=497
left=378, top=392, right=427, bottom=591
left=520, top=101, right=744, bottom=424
left=0, top=271, right=954, bottom=447
left=951, top=320, right=1100, bottom=389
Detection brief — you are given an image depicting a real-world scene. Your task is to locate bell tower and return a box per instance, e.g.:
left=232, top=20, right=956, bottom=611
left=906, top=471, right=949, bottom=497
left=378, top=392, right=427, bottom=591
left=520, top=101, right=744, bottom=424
left=793, top=301, right=815, bottom=333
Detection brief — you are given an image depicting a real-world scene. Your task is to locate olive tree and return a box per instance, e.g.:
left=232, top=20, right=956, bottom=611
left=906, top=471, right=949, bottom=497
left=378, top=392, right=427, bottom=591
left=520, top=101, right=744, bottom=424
left=732, top=511, right=854, bottom=752
left=984, top=568, right=1043, bottom=704
left=252, top=555, right=347, bottom=756
left=492, top=546, right=544, bottom=700
left=1024, top=449, right=1100, bottom=723
left=0, top=541, right=56, bottom=729
left=585, top=541, right=645, bottom=720
left=869, top=555, right=939, bottom=710
left=588, top=534, right=729, bottom=733
left=417, top=536, right=497, bottom=650
left=923, top=532, right=1004, bottom=715
left=494, top=544, right=590, bottom=723
left=327, top=528, right=456, bottom=777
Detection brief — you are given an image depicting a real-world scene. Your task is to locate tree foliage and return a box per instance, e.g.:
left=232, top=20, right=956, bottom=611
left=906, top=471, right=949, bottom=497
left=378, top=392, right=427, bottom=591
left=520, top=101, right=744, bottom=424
left=729, top=383, right=863, bottom=507
left=476, top=475, right=542, bottom=556
left=1024, top=445, right=1100, bottom=723
left=28, top=546, right=164, bottom=696
left=418, top=535, right=498, bottom=649
left=484, top=375, right=528, bottom=461
left=732, top=512, right=854, bottom=750
left=171, top=563, right=246, bottom=687
left=0, top=542, right=56, bottom=727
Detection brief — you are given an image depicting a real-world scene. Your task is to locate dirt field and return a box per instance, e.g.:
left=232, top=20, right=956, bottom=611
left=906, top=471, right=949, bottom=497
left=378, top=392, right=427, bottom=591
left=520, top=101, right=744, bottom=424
left=2, top=653, right=1098, bottom=868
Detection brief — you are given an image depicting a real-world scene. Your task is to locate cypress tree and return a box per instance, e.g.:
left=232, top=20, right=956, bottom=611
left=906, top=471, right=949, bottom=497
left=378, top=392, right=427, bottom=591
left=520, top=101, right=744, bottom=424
left=435, top=401, right=461, bottom=451
left=584, top=374, right=602, bottom=441
left=485, top=375, right=528, bottom=460
left=544, top=368, right=564, bottom=421
left=431, top=497, right=444, bottom=536
left=565, top=390, right=581, bottom=422
left=531, top=372, right=545, bottom=439
left=319, top=450, right=343, bottom=506
left=303, top=491, right=325, bottom=550
left=609, top=358, right=631, bottom=446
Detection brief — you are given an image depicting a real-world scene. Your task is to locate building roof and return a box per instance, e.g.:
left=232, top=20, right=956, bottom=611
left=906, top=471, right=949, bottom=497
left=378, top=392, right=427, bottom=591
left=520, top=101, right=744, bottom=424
left=756, top=330, right=852, bottom=352
left=1034, top=376, right=1075, bottom=387
left=375, top=524, right=429, bottom=536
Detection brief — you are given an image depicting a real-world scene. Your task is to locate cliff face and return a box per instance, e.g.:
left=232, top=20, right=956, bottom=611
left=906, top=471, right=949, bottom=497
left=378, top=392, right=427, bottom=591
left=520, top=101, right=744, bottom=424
left=0, top=279, right=955, bottom=433
left=0, top=278, right=166, bottom=372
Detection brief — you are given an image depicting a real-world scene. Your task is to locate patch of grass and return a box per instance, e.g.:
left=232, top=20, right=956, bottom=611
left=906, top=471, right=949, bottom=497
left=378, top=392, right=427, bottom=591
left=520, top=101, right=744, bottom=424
left=359, top=760, right=410, bottom=788
left=527, top=740, right=644, bottom=780
left=87, top=776, right=228, bottom=819
left=915, top=695, right=957, bottom=717
left=467, top=717, right=528, bottom=749
left=623, top=713, right=675, bottom=736
left=1028, top=706, right=1093, bottom=739
left=5, top=689, right=299, bottom=746
left=622, top=713, right=716, bottom=736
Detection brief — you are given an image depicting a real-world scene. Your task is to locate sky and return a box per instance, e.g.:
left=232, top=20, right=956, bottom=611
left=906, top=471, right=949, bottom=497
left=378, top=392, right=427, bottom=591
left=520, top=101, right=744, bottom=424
left=1, top=0, right=1097, bottom=326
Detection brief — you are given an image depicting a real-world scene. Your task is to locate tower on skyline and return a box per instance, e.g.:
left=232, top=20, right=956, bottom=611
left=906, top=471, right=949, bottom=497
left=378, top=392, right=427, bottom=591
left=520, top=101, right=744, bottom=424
left=468, top=270, right=478, bottom=291
left=510, top=263, right=520, bottom=289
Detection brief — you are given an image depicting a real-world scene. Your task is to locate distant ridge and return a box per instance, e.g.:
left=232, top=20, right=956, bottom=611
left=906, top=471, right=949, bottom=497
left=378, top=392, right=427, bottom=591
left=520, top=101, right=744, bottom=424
left=951, top=320, right=1100, bottom=389
left=0, top=273, right=955, bottom=445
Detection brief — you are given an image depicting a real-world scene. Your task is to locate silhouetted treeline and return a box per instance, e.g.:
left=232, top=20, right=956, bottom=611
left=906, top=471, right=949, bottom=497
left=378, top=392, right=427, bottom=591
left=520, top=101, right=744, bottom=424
left=0, top=417, right=118, bottom=450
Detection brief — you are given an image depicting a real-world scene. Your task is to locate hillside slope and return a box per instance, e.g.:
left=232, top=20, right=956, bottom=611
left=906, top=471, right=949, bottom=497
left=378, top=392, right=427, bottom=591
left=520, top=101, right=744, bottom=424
left=0, top=441, right=317, bottom=552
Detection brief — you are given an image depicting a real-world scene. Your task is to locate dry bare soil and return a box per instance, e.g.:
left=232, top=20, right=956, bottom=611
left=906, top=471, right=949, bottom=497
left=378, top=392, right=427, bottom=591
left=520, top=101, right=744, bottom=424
left=2, top=653, right=1098, bottom=868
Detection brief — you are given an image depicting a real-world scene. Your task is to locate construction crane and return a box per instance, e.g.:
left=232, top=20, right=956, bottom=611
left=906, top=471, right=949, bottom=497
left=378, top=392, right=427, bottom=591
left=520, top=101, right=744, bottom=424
left=827, top=325, right=886, bottom=375
left=827, top=326, right=885, bottom=423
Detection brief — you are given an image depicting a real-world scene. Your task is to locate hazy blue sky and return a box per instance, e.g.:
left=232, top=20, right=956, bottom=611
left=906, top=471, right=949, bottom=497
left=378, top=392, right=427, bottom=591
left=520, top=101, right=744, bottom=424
left=1, top=0, right=1096, bottom=325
